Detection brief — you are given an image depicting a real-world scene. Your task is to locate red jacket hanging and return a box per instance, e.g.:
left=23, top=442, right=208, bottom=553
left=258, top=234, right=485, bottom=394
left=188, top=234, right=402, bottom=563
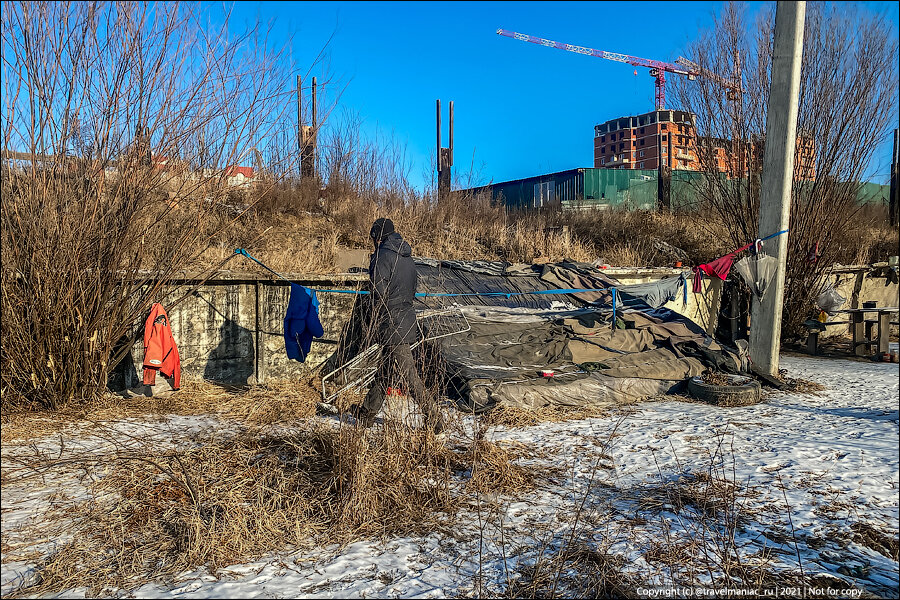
left=143, top=303, right=181, bottom=389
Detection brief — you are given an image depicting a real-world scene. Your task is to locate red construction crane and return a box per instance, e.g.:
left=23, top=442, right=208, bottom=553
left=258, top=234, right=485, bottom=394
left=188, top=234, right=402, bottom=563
left=496, top=29, right=740, bottom=110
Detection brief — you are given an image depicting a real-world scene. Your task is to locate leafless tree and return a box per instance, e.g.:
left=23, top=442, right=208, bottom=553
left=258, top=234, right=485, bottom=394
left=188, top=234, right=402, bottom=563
left=674, top=1, right=898, bottom=337
left=0, top=1, right=295, bottom=408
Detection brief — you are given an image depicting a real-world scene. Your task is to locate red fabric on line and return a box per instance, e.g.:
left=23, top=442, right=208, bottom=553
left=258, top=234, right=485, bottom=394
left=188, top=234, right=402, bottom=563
left=692, top=240, right=757, bottom=293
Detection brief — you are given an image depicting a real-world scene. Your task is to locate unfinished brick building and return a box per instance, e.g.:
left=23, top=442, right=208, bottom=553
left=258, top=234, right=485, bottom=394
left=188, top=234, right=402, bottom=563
left=594, top=109, right=816, bottom=179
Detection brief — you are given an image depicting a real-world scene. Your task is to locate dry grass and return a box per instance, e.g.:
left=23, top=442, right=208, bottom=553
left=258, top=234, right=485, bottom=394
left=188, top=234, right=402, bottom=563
left=0, top=379, right=323, bottom=443
left=3, top=425, right=457, bottom=597
left=504, top=544, right=639, bottom=599
left=455, top=439, right=542, bottom=496
left=636, top=471, right=754, bottom=521
left=2, top=383, right=561, bottom=598
left=197, top=184, right=897, bottom=281
left=188, top=190, right=739, bottom=275
left=482, top=404, right=613, bottom=428
left=832, top=205, right=899, bottom=266
left=850, top=522, right=900, bottom=562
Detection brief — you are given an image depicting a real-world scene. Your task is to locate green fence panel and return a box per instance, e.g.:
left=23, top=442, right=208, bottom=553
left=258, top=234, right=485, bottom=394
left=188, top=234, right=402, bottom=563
left=856, top=182, right=889, bottom=206
left=563, top=168, right=659, bottom=210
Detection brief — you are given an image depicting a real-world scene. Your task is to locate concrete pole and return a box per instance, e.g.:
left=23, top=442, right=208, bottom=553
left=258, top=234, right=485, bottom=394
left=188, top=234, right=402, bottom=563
left=311, top=76, right=317, bottom=180
left=296, top=75, right=303, bottom=177
left=890, top=128, right=898, bottom=227
left=749, top=0, right=806, bottom=375
left=436, top=99, right=442, bottom=198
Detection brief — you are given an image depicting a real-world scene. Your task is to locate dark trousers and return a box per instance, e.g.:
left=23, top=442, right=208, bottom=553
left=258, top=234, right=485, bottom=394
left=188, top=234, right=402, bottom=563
left=362, top=343, right=441, bottom=425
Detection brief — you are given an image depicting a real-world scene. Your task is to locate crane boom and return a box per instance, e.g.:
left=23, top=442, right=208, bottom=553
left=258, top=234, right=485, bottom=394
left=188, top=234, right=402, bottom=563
left=675, top=56, right=742, bottom=93
left=497, top=28, right=700, bottom=110
left=497, top=29, right=691, bottom=75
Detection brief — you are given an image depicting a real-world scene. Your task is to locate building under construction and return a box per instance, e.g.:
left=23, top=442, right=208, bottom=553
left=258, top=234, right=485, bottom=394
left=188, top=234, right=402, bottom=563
left=594, top=109, right=699, bottom=171
left=594, top=109, right=816, bottom=179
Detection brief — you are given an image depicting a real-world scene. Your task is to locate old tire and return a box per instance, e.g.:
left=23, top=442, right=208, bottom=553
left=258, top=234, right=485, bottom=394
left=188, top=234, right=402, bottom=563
left=687, top=375, right=761, bottom=407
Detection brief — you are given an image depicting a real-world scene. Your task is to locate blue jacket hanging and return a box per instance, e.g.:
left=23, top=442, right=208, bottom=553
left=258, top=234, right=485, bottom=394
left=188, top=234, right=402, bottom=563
left=284, top=283, right=325, bottom=362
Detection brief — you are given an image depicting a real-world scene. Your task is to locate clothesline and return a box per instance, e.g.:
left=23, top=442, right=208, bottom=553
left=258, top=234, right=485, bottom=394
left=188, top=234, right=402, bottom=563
left=235, top=248, right=642, bottom=303
left=692, top=229, right=789, bottom=294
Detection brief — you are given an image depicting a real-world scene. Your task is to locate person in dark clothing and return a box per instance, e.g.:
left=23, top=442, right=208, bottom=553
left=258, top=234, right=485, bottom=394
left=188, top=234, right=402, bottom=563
left=352, top=218, right=444, bottom=433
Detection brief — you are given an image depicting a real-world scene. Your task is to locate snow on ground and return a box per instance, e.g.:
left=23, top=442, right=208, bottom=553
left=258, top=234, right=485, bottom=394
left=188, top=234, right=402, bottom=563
left=2, top=354, right=898, bottom=598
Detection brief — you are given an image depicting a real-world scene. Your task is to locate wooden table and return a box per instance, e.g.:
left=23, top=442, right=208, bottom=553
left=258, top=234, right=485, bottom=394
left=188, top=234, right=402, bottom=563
left=834, top=308, right=899, bottom=356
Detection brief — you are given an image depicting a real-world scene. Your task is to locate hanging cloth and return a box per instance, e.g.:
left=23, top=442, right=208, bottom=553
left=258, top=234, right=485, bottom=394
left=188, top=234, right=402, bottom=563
left=143, top=303, right=181, bottom=389
left=284, top=283, right=325, bottom=362
left=691, top=231, right=789, bottom=294
left=816, top=279, right=846, bottom=316
left=617, top=274, right=687, bottom=309
left=692, top=252, right=739, bottom=293
left=733, top=252, right=778, bottom=300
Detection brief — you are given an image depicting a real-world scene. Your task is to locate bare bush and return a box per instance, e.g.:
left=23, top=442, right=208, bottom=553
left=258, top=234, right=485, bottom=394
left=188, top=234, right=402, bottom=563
left=1, top=2, right=293, bottom=408
left=673, top=1, right=899, bottom=337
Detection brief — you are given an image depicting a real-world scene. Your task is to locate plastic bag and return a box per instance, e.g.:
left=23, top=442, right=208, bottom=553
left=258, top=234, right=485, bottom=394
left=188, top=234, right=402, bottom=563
left=816, top=283, right=846, bottom=316
left=733, top=253, right=778, bottom=300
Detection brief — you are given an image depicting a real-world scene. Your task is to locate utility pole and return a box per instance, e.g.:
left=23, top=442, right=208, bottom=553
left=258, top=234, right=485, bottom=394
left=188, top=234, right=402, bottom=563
left=312, top=76, right=318, bottom=179
left=297, top=75, right=303, bottom=177
left=299, top=76, right=318, bottom=181
left=890, top=128, right=898, bottom=227
left=436, top=99, right=453, bottom=201
left=656, top=119, right=669, bottom=209
left=749, top=0, right=806, bottom=375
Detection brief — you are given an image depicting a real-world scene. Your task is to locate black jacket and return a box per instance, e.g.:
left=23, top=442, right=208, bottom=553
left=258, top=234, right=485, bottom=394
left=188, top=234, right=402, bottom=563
left=369, top=232, right=418, bottom=345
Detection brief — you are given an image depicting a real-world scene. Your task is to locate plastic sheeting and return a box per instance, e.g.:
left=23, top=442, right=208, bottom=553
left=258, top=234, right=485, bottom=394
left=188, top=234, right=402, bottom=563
left=436, top=305, right=740, bottom=412
left=816, top=281, right=846, bottom=316
left=461, top=373, right=682, bottom=413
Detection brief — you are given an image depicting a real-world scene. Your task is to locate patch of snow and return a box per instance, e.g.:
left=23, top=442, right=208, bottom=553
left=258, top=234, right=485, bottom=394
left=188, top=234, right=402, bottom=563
left=3, top=355, right=897, bottom=597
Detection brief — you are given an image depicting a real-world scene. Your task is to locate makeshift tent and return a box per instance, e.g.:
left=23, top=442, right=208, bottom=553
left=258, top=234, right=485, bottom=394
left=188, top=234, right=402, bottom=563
left=323, top=259, right=742, bottom=413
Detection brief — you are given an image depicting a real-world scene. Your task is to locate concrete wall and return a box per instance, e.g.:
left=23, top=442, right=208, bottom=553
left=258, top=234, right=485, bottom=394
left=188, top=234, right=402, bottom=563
left=110, top=264, right=897, bottom=388
left=109, top=272, right=363, bottom=389
left=819, top=265, right=900, bottom=339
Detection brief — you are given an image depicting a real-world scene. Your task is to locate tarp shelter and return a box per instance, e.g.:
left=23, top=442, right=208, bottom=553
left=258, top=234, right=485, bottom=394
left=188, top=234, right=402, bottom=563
left=324, top=259, right=743, bottom=413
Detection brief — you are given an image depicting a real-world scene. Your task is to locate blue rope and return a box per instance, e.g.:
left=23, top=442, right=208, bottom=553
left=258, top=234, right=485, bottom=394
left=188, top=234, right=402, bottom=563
left=612, top=288, right=618, bottom=331
left=759, top=229, right=789, bottom=242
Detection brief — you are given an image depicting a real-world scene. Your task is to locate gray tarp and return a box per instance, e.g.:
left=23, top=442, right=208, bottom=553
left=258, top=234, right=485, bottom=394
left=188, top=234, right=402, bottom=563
left=434, top=305, right=738, bottom=413
left=327, top=259, right=742, bottom=413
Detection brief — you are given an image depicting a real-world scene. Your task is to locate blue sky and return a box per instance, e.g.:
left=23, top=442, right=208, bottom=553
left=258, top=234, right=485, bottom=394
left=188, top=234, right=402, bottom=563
left=224, top=1, right=898, bottom=191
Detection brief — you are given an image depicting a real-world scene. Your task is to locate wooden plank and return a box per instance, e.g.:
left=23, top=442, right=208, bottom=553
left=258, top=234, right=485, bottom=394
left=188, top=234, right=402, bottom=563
left=877, top=311, right=891, bottom=355
left=751, top=366, right=787, bottom=389
left=851, top=311, right=867, bottom=356
left=806, top=331, right=819, bottom=355
left=706, top=278, right=723, bottom=337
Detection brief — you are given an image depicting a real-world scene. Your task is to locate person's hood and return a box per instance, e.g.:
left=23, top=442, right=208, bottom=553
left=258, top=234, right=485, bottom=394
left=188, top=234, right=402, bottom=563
left=377, top=232, right=412, bottom=257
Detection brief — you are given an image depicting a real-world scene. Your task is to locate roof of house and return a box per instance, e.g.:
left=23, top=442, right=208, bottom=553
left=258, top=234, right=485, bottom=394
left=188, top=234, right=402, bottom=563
left=225, top=165, right=254, bottom=178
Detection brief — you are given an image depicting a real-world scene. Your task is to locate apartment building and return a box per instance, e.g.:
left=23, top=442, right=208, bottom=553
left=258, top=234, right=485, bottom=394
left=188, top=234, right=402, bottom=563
left=594, top=109, right=816, bottom=179
left=594, top=109, right=699, bottom=171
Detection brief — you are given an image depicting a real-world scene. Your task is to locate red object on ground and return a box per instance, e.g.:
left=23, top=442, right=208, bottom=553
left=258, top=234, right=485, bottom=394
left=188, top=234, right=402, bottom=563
left=142, top=303, right=181, bottom=389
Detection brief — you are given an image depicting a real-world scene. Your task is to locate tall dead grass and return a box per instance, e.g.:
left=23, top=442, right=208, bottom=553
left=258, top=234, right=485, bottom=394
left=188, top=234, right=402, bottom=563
left=2, top=388, right=557, bottom=597
left=0, top=2, right=293, bottom=410
left=216, top=184, right=896, bottom=280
